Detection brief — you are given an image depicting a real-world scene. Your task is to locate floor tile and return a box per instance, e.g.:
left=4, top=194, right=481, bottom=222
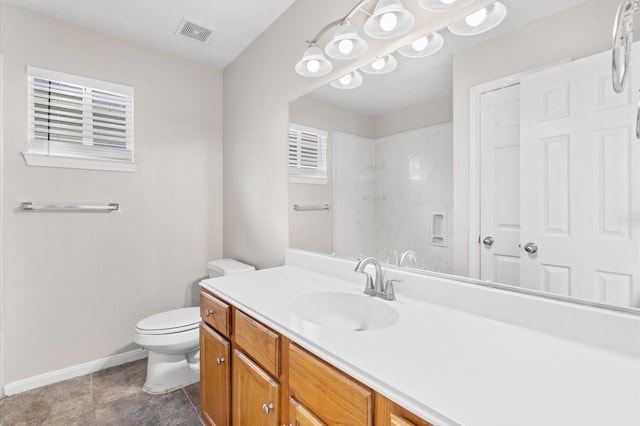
left=182, top=382, right=200, bottom=411
left=92, top=358, right=147, bottom=406
left=0, top=375, right=93, bottom=425
left=94, top=388, right=196, bottom=426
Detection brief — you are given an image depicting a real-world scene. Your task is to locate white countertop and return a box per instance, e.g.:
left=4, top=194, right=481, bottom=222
left=200, top=250, right=640, bottom=426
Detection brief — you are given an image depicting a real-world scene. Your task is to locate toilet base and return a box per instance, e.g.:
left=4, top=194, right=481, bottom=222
left=143, top=350, right=199, bottom=394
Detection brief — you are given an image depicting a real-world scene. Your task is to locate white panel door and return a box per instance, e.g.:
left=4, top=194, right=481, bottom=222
left=520, top=47, right=640, bottom=308
left=479, top=84, right=522, bottom=286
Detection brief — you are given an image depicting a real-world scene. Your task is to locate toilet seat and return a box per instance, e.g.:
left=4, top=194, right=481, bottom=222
left=135, top=307, right=200, bottom=335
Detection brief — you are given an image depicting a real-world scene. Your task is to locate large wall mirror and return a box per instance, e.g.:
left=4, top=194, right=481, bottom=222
left=289, top=0, right=640, bottom=312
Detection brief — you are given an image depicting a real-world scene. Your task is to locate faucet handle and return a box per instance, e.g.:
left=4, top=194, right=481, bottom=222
left=382, top=279, right=402, bottom=301
left=362, top=272, right=376, bottom=296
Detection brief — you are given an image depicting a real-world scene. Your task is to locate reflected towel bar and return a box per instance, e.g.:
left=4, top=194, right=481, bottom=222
left=293, top=203, right=331, bottom=211
left=21, top=202, right=119, bottom=212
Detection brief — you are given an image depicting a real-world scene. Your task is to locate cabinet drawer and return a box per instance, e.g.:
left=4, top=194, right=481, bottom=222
left=200, top=291, right=231, bottom=337
left=234, top=310, right=280, bottom=378
left=374, top=393, right=433, bottom=426
left=289, top=343, right=373, bottom=425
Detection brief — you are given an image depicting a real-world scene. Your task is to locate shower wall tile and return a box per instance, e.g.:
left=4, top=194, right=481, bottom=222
left=333, top=131, right=375, bottom=258
left=374, top=122, right=454, bottom=273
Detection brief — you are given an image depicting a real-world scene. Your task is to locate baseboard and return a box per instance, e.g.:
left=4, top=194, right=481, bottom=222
left=3, top=348, right=148, bottom=396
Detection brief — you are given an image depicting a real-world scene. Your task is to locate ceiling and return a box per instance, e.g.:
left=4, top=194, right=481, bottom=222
left=308, top=0, right=584, bottom=116
left=0, top=0, right=297, bottom=69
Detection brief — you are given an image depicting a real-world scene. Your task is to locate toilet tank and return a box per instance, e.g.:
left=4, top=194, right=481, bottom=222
left=207, top=258, right=255, bottom=278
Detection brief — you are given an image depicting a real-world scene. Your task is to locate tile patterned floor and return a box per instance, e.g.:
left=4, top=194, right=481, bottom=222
left=0, top=359, right=202, bottom=426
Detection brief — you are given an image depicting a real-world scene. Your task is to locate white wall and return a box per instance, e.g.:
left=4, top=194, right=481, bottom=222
left=0, top=4, right=223, bottom=384
left=452, top=0, right=630, bottom=276
left=374, top=94, right=453, bottom=138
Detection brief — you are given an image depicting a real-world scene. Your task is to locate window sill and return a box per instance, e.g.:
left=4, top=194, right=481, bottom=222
left=288, top=176, right=328, bottom=185
left=22, top=152, right=137, bottom=173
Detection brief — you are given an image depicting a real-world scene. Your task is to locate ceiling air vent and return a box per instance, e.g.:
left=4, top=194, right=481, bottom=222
left=175, top=18, right=216, bottom=43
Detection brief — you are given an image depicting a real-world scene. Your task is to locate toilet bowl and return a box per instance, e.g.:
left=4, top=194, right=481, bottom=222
left=134, top=307, right=201, bottom=394
left=134, top=258, right=255, bottom=394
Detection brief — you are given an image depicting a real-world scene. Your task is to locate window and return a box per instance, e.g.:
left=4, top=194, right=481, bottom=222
left=288, top=123, right=327, bottom=184
left=24, top=66, right=136, bottom=172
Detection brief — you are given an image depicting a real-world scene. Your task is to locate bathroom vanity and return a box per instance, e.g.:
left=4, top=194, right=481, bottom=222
left=198, top=249, right=640, bottom=426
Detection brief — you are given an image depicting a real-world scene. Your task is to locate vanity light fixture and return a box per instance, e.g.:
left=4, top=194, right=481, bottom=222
left=330, top=70, right=364, bottom=89
left=295, top=0, right=414, bottom=77
left=361, top=54, right=398, bottom=74
left=447, top=1, right=507, bottom=36
left=418, top=0, right=475, bottom=12
left=325, top=22, right=368, bottom=60
left=398, top=32, right=444, bottom=58
left=294, top=44, right=333, bottom=77
left=364, top=0, right=415, bottom=39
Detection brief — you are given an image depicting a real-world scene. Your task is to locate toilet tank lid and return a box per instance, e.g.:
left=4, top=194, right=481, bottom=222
left=136, top=307, right=200, bottom=333
left=207, top=258, right=255, bottom=275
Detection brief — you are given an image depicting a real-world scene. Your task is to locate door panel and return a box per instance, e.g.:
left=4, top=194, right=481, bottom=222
left=479, top=84, right=522, bottom=285
left=520, top=46, right=640, bottom=307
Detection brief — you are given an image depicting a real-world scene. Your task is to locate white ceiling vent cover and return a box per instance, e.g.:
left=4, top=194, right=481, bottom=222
left=175, top=18, right=216, bottom=43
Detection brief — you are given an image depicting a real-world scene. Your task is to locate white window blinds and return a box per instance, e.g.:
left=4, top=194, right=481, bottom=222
left=25, top=66, right=135, bottom=171
left=288, top=123, right=328, bottom=184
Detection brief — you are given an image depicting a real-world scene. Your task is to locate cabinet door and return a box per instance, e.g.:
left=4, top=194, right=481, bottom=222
left=289, top=398, right=326, bottom=426
left=232, top=349, right=280, bottom=426
left=200, top=324, right=230, bottom=426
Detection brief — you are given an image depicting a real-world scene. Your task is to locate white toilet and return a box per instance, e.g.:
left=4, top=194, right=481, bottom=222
left=134, top=258, right=255, bottom=394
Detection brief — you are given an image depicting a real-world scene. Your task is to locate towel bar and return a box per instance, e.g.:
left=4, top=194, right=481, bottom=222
left=21, top=202, right=119, bottom=212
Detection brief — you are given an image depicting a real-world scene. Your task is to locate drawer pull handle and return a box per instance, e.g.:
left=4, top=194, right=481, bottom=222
left=216, top=357, right=225, bottom=366
left=262, top=403, right=274, bottom=414
left=205, top=309, right=213, bottom=317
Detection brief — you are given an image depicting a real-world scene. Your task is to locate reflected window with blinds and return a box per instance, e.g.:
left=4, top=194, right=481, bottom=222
left=288, top=123, right=328, bottom=184
left=24, top=66, right=136, bottom=172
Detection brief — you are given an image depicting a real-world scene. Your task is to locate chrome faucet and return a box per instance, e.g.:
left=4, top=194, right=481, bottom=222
left=399, top=250, right=417, bottom=267
left=354, top=257, right=384, bottom=296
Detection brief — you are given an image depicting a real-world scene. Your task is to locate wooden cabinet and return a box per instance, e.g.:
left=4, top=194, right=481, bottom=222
left=199, top=288, right=433, bottom=426
left=200, top=324, right=230, bottom=426
left=289, top=398, right=326, bottom=426
left=234, top=309, right=280, bottom=377
left=232, top=349, right=280, bottom=426
left=200, top=291, right=231, bottom=337
left=374, top=393, right=433, bottom=426
left=289, top=343, right=373, bottom=425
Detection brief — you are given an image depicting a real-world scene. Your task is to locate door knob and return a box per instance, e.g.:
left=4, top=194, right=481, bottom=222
left=524, top=242, right=538, bottom=254
left=482, top=236, right=495, bottom=247
left=216, top=357, right=225, bottom=366
left=262, top=403, right=274, bottom=414
left=205, top=309, right=213, bottom=317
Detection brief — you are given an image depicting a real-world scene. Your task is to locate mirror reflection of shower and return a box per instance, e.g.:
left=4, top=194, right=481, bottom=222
left=333, top=123, right=453, bottom=272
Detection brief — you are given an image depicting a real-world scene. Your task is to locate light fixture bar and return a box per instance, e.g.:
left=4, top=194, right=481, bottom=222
left=306, top=0, right=375, bottom=45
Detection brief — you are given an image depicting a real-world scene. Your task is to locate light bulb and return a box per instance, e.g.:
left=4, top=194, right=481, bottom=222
left=465, top=8, right=487, bottom=26
left=339, top=74, right=353, bottom=85
left=371, top=58, right=386, bottom=70
left=380, top=12, right=398, bottom=32
left=411, top=36, right=429, bottom=52
left=306, top=59, right=320, bottom=73
left=338, top=39, right=354, bottom=55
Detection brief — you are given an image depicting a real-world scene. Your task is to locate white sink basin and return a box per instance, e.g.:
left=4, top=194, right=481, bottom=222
left=290, top=291, right=399, bottom=332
